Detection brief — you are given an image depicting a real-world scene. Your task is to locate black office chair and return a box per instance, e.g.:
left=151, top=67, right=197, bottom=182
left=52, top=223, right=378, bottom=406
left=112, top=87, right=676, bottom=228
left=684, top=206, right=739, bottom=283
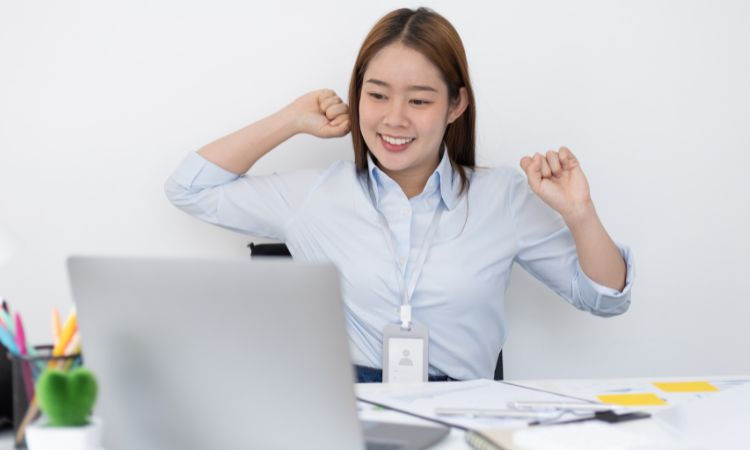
left=248, top=242, right=504, bottom=380
left=494, top=351, right=503, bottom=381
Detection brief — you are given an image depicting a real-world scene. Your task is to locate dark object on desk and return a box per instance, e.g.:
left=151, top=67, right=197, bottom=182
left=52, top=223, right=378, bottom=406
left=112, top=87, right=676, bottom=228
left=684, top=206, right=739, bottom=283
left=248, top=242, right=504, bottom=381
left=530, top=410, right=652, bottom=427
left=0, top=352, right=12, bottom=429
left=572, top=409, right=651, bottom=424
left=592, top=410, right=651, bottom=423
left=247, top=242, right=292, bottom=258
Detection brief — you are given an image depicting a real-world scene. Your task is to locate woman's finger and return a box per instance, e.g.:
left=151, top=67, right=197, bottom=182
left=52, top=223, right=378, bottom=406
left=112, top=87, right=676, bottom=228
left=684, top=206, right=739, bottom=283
left=322, top=118, right=350, bottom=137
left=539, top=153, right=552, bottom=178
left=335, top=118, right=351, bottom=133
left=325, top=102, right=349, bottom=120
left=329, top=113, right=348, bottom=126
left=546, top=150, right=562, bottom=176
left=558, top=146, right=579, bottom=170
left=520, top=156, right=533, bottom=172
left=317, top=89, right=336, bottom=100
left=316, top=90, right=338, bottom=112
left=520, top=155, right=542, bottom=193
left=320, top=94, right=342, bottom=113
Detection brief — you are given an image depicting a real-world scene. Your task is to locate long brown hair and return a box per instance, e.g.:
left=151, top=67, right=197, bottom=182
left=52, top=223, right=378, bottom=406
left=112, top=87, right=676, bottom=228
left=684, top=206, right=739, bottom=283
left=348, top=7, right=476, bottom=193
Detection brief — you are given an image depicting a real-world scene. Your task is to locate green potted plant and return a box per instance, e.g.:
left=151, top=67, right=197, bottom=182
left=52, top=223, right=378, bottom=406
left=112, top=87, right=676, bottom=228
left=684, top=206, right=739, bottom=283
left=25, top=367, right=101, bottom=450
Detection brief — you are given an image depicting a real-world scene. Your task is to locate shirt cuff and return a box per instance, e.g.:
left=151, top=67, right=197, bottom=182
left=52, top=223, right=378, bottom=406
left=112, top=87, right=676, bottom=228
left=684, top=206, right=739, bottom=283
left=573, top=244, right=634, bottom=317
left=170, top=151, right=240, bottom=189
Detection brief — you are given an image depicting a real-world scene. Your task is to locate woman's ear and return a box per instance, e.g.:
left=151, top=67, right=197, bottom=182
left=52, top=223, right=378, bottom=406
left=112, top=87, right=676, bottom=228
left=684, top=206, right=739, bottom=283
left=447, top=87, right=469, bottom=124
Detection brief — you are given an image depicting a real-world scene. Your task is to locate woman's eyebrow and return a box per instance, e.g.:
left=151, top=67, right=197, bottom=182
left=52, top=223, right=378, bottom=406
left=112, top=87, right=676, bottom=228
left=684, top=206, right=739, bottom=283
left=365, top=78, right=438, bottom=93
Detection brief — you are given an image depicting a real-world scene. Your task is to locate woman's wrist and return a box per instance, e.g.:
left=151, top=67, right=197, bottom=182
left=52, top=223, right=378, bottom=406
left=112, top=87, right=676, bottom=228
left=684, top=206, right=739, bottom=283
left=276, top=104, right=305, bottom=138
left=561, top=199, right=598, bottom=231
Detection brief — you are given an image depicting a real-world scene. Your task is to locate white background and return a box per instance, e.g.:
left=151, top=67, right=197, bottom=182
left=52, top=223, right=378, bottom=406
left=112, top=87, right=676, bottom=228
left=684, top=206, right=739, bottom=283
left=1, top=0, right=748, bottom=379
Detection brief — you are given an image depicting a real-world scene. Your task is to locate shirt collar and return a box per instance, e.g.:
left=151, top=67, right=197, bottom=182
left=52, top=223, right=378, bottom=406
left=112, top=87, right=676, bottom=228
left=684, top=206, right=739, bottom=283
left=366, top=148, right=460, bottom=210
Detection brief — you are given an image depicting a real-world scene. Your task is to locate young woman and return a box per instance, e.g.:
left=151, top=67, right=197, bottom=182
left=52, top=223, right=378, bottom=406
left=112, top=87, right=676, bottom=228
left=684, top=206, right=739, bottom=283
left=166, top=7, right=633, bottom=382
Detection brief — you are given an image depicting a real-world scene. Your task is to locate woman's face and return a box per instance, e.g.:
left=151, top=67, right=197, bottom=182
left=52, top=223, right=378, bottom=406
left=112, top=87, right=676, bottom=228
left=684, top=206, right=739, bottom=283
left=359, top=43, right=466, bottom=184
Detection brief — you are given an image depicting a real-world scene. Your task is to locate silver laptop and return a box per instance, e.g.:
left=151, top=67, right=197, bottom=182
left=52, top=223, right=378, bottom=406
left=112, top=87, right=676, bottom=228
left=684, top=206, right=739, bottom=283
left=68, top=256, right=448, bottom=450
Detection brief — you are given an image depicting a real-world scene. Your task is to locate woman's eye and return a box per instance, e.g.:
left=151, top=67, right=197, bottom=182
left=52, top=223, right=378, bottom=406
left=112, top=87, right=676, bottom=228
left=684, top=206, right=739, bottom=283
left=411, top=99, right=431, bottom=106
left=368, top=92, right=385, bottom=100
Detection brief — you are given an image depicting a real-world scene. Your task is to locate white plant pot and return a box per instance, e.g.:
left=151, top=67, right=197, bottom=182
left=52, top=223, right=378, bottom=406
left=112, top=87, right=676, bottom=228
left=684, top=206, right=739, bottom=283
left=26, top=417, right=103, bottom=450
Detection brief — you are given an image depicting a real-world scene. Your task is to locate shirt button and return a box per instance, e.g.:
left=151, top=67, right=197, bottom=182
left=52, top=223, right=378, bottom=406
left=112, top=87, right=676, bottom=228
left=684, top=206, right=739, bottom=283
left=399, top=257, right=406, bottom=267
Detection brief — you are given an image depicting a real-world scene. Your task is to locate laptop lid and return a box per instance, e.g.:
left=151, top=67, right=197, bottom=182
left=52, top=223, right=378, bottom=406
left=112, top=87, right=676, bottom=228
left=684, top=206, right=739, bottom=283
left=68, top=256, right=365, bottom=450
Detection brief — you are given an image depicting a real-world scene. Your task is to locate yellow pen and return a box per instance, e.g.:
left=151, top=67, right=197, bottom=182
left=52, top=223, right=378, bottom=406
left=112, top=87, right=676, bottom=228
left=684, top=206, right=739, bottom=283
left=61, top=332, right=81, bottom=370
left=50, top=308, right=77, bottom=366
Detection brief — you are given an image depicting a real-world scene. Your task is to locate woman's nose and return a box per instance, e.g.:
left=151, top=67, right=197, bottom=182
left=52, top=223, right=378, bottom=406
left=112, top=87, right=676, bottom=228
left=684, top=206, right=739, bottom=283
left=383, top=101, right=409, bottom=128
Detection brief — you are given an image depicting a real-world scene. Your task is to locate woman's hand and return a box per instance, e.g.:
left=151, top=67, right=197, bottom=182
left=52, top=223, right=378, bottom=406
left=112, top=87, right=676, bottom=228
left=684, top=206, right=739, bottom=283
left=520, top=147, right=593, bottom=225
left=287, top=89, right=350, bottom=138
left=520, top=146, right=627, bottom=291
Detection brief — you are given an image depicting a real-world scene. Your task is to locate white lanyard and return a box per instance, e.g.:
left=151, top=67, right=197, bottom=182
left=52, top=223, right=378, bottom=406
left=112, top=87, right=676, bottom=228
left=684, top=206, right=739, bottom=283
left=375, top=201, right=444, bottom=330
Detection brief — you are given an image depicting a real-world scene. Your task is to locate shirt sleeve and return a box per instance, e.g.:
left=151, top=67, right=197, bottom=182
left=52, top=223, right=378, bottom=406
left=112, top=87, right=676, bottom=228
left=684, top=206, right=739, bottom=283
left=508, top=170, right=633, bottom=317
left=164, top=152, right=322, bottom=241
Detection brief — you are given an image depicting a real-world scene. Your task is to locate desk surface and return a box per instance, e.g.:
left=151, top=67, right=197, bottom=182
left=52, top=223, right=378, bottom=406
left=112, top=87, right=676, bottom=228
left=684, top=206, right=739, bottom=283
left=357, top=375, right=750, bottom=450
left=3, top=375, right=746, bottom=450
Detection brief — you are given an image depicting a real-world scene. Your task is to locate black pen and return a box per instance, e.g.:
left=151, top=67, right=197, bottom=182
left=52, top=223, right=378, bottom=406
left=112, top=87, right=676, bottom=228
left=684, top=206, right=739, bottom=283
left=529, top=410, right=651, bottom=426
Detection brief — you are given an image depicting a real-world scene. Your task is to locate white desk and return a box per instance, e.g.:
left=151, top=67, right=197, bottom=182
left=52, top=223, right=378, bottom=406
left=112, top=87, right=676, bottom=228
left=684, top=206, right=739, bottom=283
left=357, top=375, right=750, bottom=449
left=3, top=376, right=746, bottom=449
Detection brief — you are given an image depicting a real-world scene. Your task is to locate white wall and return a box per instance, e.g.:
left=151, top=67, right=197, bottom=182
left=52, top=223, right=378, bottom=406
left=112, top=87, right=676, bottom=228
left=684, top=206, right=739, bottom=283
left=1, top=0, right=748, bottom=379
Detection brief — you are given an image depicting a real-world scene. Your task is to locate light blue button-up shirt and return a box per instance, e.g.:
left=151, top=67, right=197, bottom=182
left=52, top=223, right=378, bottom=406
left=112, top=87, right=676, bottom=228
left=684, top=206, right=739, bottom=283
left=165, top=150, right=633, bottom=380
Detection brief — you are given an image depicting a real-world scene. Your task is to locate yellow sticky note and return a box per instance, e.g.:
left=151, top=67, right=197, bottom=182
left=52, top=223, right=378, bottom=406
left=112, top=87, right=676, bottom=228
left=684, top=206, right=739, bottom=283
left=653, top=381, right=718, bottom=393
left=597, top=393, right=667, bottom=406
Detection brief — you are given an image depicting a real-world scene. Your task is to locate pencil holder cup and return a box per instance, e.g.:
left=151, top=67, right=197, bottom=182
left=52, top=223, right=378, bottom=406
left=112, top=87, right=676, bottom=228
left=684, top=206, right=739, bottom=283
left=6, top=345, right=82, bottom=449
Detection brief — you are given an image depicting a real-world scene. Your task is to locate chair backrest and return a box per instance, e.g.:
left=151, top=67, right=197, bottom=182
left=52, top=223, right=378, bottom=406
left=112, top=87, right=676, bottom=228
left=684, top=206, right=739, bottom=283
left=247, top=242, right=504, bottom=380
left=494, top=351, right=503, bottom=381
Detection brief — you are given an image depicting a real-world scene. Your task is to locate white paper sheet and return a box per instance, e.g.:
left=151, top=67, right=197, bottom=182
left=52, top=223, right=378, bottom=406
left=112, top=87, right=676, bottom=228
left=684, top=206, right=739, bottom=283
left=356, top=379, right=594, bottom=429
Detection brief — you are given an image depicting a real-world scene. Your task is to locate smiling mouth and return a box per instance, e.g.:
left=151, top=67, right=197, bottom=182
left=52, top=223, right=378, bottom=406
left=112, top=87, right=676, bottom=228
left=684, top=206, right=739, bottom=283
left=378, top=133, right=415, bottom=152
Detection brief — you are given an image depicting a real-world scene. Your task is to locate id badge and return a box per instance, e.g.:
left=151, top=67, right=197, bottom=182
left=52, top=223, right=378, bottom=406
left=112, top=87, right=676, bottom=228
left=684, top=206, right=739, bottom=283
left=382, top=323, right=429, bottom=383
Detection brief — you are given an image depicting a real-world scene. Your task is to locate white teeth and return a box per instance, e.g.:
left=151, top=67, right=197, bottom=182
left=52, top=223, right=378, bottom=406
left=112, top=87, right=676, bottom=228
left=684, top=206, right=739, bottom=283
left=381, top=134, right=414, bottom=146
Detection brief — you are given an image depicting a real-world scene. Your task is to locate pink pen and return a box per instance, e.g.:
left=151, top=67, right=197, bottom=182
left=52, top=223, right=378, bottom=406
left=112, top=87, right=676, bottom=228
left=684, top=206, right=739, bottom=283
left=14, top=313, right=34, bottom=400
left=14, top=314, right=26, bottom=355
